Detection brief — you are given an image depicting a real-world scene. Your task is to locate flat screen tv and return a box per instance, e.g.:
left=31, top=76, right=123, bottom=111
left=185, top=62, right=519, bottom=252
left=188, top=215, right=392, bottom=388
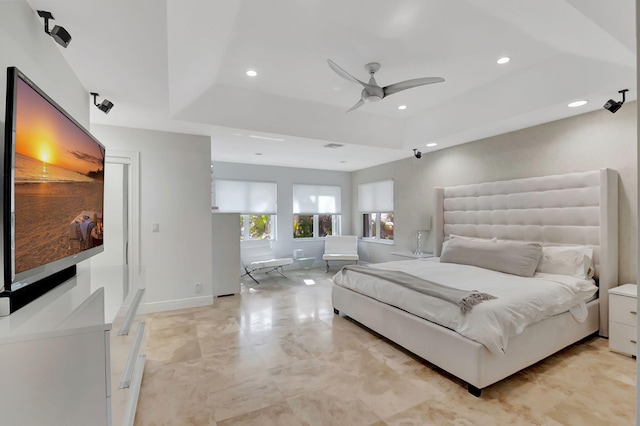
left=1, top=66, right=105, bottom=314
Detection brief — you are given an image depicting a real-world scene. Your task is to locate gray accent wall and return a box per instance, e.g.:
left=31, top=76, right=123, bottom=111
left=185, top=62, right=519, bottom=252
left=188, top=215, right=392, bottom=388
left=212, top=161, right=352, bottom=266
left=352, top=102, right=637, bottom=285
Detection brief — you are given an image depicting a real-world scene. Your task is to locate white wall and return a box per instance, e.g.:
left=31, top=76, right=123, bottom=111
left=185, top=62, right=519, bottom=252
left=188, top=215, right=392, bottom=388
left=212, top=162, right=352, bottom=266
left=0, top=0, right=92, bottom=293
left=353, top=103, right=637, bottom=285
left=91, top=125, right=214, bottom=312
left=0, top=0, right=89, bottom=128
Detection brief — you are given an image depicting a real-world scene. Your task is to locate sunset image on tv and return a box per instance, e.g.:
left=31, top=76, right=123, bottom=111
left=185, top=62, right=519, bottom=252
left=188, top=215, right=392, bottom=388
left=13, top=77, right=105, bottom=274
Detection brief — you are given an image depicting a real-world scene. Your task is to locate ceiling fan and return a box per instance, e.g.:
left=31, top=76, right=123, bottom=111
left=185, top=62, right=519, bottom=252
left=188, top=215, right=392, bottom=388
left=327, top=59, right=445, bottom=112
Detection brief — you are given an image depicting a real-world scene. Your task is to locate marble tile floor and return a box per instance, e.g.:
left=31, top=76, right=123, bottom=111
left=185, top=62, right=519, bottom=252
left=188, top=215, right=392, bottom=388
left=134, top=268, right=636, bottom=425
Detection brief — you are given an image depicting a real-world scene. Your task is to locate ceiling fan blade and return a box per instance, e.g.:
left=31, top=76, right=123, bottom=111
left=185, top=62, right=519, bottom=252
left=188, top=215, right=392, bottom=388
left=383, top=77, right=445, bottom=97
left=346, top=99, right=365, bottom=112
left=327, top=59, right=374, bottom=90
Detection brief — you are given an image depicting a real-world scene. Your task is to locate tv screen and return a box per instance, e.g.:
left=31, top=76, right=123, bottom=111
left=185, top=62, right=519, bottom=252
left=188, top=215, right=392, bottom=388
left=2, top=67, right=105, bottom=310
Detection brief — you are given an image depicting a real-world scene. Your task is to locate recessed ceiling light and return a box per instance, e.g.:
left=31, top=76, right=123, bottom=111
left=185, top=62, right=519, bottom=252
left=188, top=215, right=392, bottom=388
left=426, top=143, right=437, bottom=147
left=568, top=100, right=588, bottom=108
left=497, top=57, right=510, bottom=65
left=255, top=152, right=263, bottom=156
left=340, top=160, right=347, bottom=163
left=246, top=70, right=257, bottom=77
left=398, top=105, right=407, bottom=110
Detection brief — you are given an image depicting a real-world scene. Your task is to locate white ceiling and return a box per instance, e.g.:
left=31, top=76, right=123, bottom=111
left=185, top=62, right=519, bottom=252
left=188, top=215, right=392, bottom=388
left=25, top=0, right=636, bottom=172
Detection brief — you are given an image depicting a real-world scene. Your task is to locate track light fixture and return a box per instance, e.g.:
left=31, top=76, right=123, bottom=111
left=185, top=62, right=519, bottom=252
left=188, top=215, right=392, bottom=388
left=603, top=89, right=629, bottom=113
left=90, top=92, right=114, bottom=114
left=413, top=149, right=422, bottom=159
left=37, top=10, right=72, bottom=48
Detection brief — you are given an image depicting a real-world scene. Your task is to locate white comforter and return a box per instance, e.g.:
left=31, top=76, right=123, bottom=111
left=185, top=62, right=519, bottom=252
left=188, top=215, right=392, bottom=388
left=332, top=258, right=598, bottom=355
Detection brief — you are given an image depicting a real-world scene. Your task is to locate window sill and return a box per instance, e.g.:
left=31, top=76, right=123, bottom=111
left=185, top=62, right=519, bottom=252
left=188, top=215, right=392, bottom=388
left=360, top=238, right=394, bottom=245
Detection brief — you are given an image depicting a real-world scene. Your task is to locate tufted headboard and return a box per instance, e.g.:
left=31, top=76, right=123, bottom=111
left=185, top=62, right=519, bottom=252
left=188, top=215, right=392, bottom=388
left=433, top=169, right=618, bottom=336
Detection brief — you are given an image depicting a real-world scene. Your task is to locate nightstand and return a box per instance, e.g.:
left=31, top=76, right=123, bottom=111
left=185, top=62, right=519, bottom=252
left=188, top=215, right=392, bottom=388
left=608, top=284, right=637, bottom=357
left=390, top=251, right=434, bottom=259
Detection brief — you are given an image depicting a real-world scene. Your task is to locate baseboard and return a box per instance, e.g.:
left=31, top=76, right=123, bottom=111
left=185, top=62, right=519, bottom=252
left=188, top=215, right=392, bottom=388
left=135, top=295, right=214, bottom=315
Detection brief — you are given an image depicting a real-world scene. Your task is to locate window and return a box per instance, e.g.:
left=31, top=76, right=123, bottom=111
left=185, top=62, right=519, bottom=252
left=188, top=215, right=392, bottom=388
left=358, top=180, right=394, bottom=242
left=292, top=184, right=342, bottom=239
left=240, top=214, right=274, bottom=240
left=214, top=179, right=277, bottom=240
left=293, top=214, right=341, bottom=238
left=362, top=213, right=394, bottom=240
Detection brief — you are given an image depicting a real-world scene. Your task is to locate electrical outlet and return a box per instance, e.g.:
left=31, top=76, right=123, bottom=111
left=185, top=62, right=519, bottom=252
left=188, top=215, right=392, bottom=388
left=195, top=282, right=202, bottom=294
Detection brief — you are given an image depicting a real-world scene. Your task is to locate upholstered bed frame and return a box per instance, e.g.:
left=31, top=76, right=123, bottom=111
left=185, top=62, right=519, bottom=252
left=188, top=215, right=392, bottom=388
left=332, top=168, right=618, bottom=396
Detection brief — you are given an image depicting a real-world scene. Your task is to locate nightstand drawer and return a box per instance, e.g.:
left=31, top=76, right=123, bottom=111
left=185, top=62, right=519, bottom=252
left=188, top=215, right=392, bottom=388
left=609, top=322, right=637, bottom=356
left=610, top=295, right=638, bottom=326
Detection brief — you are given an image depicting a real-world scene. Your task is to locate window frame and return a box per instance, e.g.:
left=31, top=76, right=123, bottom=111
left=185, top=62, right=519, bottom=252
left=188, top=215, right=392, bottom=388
left=358, top=179, right=394, bottom=243
left=293, top=214, right=341, bottom=240
left=362, top=212, right=394, bottom=242
left=240, top=214, right=276, bottom=241
left=292, top=183, right=342, bottom=240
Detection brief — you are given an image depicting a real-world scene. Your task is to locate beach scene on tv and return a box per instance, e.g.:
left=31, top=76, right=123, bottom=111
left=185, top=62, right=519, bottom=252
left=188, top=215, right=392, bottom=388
left=13, top=77, right=105, bottom=275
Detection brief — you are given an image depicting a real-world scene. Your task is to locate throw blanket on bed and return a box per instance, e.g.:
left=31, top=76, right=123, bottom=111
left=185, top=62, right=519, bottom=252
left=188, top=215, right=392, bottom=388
left=341, top=265, right=497, bottom=314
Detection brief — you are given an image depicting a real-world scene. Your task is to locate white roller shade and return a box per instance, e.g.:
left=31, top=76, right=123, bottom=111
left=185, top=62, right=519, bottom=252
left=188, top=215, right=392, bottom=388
left=214, top=180, right=277, bottom=214
left=293, top=184, right=341, bottom=214
left=358, top=180, right=394, bottom=212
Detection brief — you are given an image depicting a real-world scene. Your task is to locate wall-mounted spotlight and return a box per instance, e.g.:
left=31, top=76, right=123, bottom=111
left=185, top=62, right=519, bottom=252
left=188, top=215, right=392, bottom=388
left=413, top=149, right=422, bottom=159
left=90, top=92, right=114, bottom=114
left=603, top=89, right=629, bottom=113
left=37, top=10, right=71, bottom=48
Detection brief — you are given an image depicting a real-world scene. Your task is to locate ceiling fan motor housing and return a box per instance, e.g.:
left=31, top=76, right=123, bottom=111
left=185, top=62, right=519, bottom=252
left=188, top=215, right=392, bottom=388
left=362, top=87, right=383, bottom=102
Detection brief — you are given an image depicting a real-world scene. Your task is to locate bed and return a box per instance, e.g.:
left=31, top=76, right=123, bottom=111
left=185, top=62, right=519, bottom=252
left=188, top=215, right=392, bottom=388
left=332, top=169, right=618, bottom=396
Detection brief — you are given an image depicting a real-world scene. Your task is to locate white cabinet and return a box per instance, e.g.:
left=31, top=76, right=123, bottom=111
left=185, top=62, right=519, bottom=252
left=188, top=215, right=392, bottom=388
left=390, top=251, right=434, bottom=259
left=104, top=266, right=147, bottom=426
left=212, top=213, right=241, bottom=296
left=0, top=265, right=146, bottom=426
left=609, top=284, right=637, bottom=357
left=110, top=316, right=146, bottom=426
left=0, top=275, right=111, bottom=426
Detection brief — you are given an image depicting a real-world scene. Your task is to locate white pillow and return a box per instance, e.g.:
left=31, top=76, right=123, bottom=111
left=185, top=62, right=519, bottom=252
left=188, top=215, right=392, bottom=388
left=440, top=237, right=543, bottom=277
left=442, top=234, right=496, bottom=251
left=449, top=234, right=497, bottom=243
left=536, top=246, right=594, bottom=280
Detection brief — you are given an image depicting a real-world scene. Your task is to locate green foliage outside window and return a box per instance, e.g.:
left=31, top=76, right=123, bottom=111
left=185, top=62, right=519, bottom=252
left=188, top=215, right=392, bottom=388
left=380, top=213, right=394, bottom=240
left=293, top=215, right=314, bottom=238
left=293, top=214, right=336, bottom=238
left=362, top=212, right=393, bottom=240
left=318, top=214, right=333, bottom=237
left=240, top=215, right=272, bottom=240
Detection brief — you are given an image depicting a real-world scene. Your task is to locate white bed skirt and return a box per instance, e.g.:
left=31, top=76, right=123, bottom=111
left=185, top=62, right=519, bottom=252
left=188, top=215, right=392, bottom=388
left=332, top=284, right=599, bottom=392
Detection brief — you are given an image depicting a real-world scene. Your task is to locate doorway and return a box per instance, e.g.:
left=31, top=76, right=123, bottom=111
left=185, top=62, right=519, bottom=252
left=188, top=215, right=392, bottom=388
left=90, top=150, right=141, bottom=297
